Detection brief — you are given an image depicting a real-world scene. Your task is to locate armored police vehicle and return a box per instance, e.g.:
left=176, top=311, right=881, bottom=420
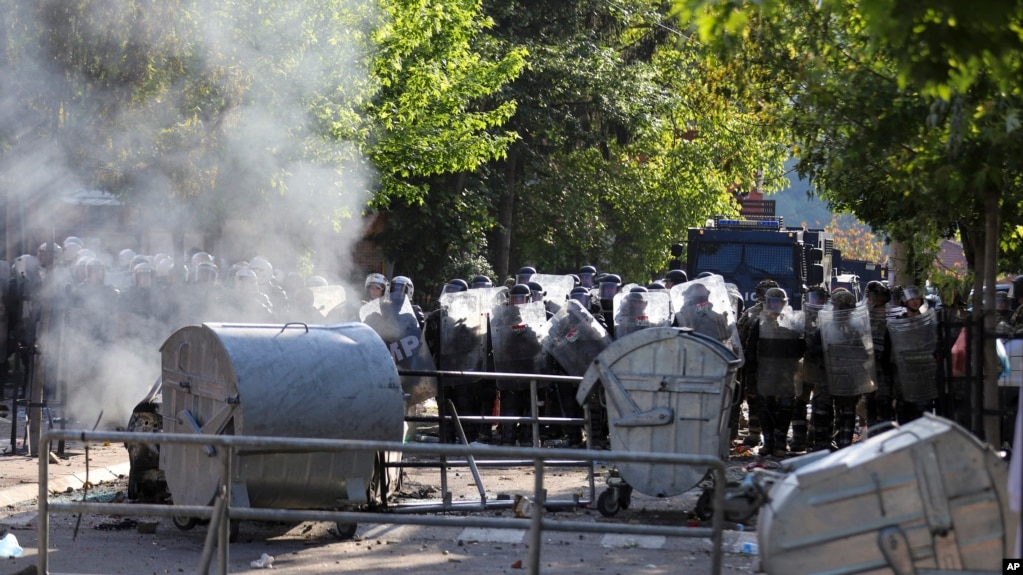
left=684, top=216, right=833, bottom=310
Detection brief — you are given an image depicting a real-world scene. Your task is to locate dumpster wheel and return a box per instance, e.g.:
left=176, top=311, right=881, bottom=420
left=172, top=516, right=198, bottom=531
left=597, top=488, right=620, bottom=517
left=335, top=522, right=358, bottom=540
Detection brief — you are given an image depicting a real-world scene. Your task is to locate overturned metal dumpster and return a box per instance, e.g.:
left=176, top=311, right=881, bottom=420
left=758, top=413, right=1018, bottom=575
left=159, top=322, right=405, bottom=522
left=576, top=327, right=741, bottom=516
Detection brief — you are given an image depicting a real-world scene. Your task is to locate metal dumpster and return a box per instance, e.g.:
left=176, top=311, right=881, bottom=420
left=159, top=322, right=405, bottom=518
left=758, top=413, right=1018, bottom=575
left=576, top=327, right=741, bottom=515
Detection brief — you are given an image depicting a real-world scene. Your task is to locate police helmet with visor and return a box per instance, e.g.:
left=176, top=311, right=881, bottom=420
left=764, top=287, right=788, bottom=313
left=598, top=274, right=622, bottom=301
left=515, top=266, right=537, bottom=285
left=508, top=283, right=531, bottom=305
left=441, top=278, right=469, bottom=294
left=470, top=275, right=493, bottom=289
left=569, top=286, right=590, bottom=306
left=578, top=265, right=597, bottom=288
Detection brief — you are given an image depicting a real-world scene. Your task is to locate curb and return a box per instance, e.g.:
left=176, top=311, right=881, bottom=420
left=0, top=462, right=131, bottom=510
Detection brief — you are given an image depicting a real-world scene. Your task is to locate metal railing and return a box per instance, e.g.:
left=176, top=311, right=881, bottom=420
left=399, top=368, right=597, bottom=508
left=38, top=429, right=727, bottom=575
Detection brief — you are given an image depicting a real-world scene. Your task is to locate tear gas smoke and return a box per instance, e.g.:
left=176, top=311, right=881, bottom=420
left=0, top=2, right=379, bottom=430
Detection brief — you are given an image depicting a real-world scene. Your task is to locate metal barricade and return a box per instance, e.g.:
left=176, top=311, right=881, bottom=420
left=38, top=429, right=728, bottom=575
left=401, top=368, right=595, bottom=510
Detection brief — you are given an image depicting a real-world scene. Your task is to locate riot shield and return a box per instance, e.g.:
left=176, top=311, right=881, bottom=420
left=527, top=273, right=576, bottom=312
left=309, top=285, right=347, bottom=319
left=436, top=290, right=488, bottom=371
left=361, top=297, right=438, bottom=405
left=671, top=275, right=738, bottom=349
left=489, top=301, right=549, bottom=390
left=613, top=290, right=671, bottom=339
left=472, top=285, right=510, bottom=308
left=801, top=302, right=827, bottom=384
left=819, top=301, right=876, bottom=396
left=541, top=299, right=612, bottom=376
left=887, top=308, right=939, bottom=402
left=670, top=274, right=737, bottom=325
left=107, top=269, right=133, bottom=291
left=756, top=309, right=805, bottom=397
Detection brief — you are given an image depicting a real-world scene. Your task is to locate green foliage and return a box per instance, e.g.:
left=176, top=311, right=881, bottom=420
left=363, top=0, right=526, bottom=208
left=475, top=0, right=790, bottom=283
left=674, top=0, right=1023, bottom=285
left=1, top=0, right=528, bottom=266
left=855, top=0, right=1023, bottom=97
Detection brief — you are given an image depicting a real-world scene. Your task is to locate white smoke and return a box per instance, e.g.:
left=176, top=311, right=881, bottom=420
left=1, top=1, right=379, bottom=431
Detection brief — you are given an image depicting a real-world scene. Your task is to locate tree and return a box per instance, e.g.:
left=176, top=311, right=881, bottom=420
left=676, top=0, right=1023, bottom=443
left=828, top=214, right=884, bottom=264
left=1, top=0, right=525, bottom=276
left=476, top=0, right=790, bottom=283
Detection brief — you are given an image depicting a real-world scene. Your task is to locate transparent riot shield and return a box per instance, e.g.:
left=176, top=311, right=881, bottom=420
left=489, top=301, right=549, bottom=390
left=671, top=275, right=740, bottom=354
left=670, top=274, right=736, bottom=325
left=800, top=301, right=828, bottom=384
left=107, top=269, right=133, bottom=291
left=542, top=299, right=612, bottom=376
left=309, top=285, right=347, bottom=319
left=819, top=301, right=877, bottom=396
left=613, top=290, right=671, bottom=339
left=361, top=296, right=437, bottom=405
left=755, top=309, right=805, bottom=397
left=803, top=301, right=825, bottom=353
left=887, top=308, right=939, bottom=402
left=436, top=290, right=488, bottom=371
left=527, top=273, right=576, bottom=312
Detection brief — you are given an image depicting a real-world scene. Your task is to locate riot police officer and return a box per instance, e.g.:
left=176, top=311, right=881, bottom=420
left=391, top=275, right=425, bottom=328
left=794, top=285, right=829, bottom=453
left=250, top=256, right=288, bottom=320
left=597, top=274, right=622, bottom=334
left=864, top=281, right=893, bottom=428
left=441, top=278, right=469, bottom=295
left=470, top=275, right=494, bottom=289
left=491, top=283, right=547, bottom=445
left=745, top=287, right=804, bottom=457
left=882, top=285, right=939, bottom=424
left=662, top=269, right=688, bottom=292
left=734, top=279, right=779, bottom=448
left=809, top=289, right=876, bottom=450
left=672, top=282, right=730, bottom=343
left=364, top=273, right=388, bottom=302
left=122, top=261, right=155, bottom=317
left=516, top=266, right=537, bottom=285
left=228, top=267, right=274, bottom=321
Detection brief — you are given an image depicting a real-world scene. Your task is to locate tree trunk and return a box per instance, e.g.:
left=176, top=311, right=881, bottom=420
left=981, top=187, right=1001, bottom=446
left=495, top=149, right=518, bottom=282
left=888, top=239, right=910, bottom=288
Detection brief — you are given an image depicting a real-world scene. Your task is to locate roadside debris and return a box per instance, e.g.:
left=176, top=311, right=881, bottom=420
left=250, top=553, right=275, bottom=569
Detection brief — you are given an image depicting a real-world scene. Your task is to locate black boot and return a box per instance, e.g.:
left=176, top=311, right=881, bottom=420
left=789, top=397, right=809, bottom=453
